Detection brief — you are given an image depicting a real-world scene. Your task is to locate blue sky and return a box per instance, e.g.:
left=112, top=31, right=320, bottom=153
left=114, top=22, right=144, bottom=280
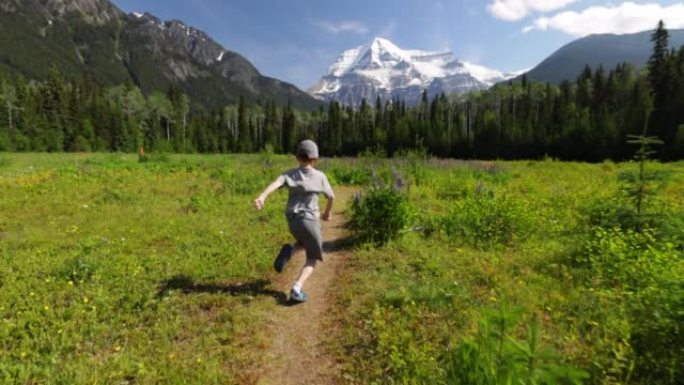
left=110, top=0, right=684, bottom=90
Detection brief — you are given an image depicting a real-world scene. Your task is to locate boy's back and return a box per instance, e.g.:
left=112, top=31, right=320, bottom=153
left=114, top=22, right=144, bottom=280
left=278, top=167, right=334, bottom=220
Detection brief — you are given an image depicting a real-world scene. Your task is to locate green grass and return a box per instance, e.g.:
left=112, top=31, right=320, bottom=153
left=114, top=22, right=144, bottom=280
left=336, top=158, right=684, bottom=385
left=0, top=153, right=296, bottom=384
left=1, top=154, right=683, bottom=384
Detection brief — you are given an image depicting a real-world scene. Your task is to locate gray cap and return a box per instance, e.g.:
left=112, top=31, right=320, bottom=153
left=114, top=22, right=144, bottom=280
left=297, top=139, right=319, bottom=159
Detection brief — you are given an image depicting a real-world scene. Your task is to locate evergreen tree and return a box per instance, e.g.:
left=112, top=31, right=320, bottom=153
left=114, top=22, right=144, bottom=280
left=237, top=96, right=251, bottom=153
left=281, top=99, right=295, bottom=154
left=648, top=20, right=676, bottom=158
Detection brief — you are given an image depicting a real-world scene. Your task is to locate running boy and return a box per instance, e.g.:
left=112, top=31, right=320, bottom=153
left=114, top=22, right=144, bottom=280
left=254, top=140, right=335, bottom=302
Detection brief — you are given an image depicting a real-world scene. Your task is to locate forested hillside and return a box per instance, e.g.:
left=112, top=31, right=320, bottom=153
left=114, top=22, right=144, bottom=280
left=0, top=22, right=682, bottom=161
left=0, top=0, right=320, bottom=111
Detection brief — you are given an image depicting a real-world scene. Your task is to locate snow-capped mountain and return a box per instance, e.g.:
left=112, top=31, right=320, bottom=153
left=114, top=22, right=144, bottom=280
left=309, top=37, right=517, bottom=106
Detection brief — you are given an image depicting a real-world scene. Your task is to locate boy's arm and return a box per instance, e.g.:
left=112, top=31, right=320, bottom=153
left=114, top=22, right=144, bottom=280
left=322, top=195, right=334, bottom=221
left=255, top=177, right=284, bottom=210
left=321, top=175, right=335, bottom=221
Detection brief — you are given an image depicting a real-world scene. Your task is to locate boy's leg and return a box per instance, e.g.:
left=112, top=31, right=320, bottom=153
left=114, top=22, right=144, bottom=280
left=288, top=218, right=323, bottom=301
left=274, top=244, right=294, bottom=273
left=293, top=258, right=317, bottom=290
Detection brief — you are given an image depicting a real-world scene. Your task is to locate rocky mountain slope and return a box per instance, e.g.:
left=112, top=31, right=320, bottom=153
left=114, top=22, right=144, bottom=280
left=0, top=0, right=320, bottom=110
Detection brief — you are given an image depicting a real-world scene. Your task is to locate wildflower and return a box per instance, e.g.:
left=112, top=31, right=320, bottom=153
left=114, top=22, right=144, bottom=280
left=392, top=170, right=405, bottom=192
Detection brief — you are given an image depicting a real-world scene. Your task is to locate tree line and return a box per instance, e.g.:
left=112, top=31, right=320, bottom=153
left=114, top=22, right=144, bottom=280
left=0, top=22, right=682, bottom=160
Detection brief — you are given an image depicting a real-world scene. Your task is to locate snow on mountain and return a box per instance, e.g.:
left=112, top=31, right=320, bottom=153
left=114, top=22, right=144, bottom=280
left=309, top=37, right=516, bottom=106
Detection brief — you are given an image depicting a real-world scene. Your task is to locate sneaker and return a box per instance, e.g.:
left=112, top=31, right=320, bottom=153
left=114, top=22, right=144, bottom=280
left=290, top=288, right=308, bottom=303
left=273, top=244, right=293, bottom=273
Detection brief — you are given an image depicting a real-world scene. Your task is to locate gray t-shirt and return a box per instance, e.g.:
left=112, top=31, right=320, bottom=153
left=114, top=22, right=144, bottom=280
left=276, top=167, right=334, bottom=220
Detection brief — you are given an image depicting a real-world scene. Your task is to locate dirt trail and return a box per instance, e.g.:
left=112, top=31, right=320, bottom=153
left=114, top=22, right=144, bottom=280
left=254, top=187, right=354, bottom=385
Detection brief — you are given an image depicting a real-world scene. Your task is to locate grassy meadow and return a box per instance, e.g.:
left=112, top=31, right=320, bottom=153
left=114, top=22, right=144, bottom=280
left=0, top=153, right=295, bottom=384
left=0, top=153, right=683, bottom=384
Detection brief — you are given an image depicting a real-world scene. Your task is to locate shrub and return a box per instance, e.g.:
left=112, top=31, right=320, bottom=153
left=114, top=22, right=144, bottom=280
left=350, top=186, right=410, bottom=246
left=440, top=193, right=532, bottom=249
left=580, top=196, right=684, bottom=251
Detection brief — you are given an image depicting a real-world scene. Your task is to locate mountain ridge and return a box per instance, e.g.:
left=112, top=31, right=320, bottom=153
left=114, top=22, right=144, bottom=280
left=521, top=29, right=684, bottom=84
left=0, top=0, right=321, bottom=110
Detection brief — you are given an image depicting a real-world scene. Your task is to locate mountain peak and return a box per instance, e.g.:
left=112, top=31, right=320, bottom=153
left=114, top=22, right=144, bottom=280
left=328, top=37, right=412, bottom=78
left=368, top=37, right=400, bottom=51
left=311, top=38, right=513, bottom=106
left=367, top=37, right=411, bottom=63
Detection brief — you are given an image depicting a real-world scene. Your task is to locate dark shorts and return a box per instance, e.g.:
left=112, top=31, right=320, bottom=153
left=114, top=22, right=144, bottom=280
left=287, top=217, right=324, bottom=262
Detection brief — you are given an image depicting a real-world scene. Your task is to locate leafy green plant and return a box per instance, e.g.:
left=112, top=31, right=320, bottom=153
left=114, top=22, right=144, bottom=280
left=575, top=227, right=684, bottom=381
left=440, top=193, right=532, bottom=248
left=350, top=186, right=410, bottom=246
left=445, top=309, right=588, bottom=385
left=396, top=147, right=430, bottom=186
left=365, top=303, right=443, bottom=384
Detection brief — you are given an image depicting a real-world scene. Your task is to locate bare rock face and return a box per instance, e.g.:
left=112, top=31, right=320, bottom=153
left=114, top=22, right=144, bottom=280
left=40, top=0, right=123, bottom=24
left=125, top=12, right=260, bottom=91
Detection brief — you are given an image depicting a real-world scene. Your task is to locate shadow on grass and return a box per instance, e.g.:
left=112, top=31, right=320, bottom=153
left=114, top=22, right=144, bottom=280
left=322, top=235, right=354, bottom=253
left=157, top=275, right=299, bottom=307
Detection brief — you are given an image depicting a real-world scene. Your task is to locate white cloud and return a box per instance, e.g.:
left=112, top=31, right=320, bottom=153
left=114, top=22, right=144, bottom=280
left=314, top=20, right=368, bottom=35
left=523, top=2, right=684, bottom=37
left=487, top=0, right=579, bottom=21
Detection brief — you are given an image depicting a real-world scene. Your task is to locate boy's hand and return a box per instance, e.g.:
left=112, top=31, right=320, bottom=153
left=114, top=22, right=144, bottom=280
left=322, top=211, right=331, bottom=221
left=254, top=197, right=265, bottom=210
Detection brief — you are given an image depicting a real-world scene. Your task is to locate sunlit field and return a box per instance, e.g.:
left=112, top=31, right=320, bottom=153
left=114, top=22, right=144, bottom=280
left=1, top=153, right=682, bottom=384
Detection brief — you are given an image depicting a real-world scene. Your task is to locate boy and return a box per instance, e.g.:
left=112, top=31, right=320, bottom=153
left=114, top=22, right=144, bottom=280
left=254, top=140, right=335, bottom=302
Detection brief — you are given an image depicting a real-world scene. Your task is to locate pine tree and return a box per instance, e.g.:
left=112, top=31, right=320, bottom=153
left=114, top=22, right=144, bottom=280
left=648, top=20, right=676, bottom=158
left=281, top=99, right=295, bottom=154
